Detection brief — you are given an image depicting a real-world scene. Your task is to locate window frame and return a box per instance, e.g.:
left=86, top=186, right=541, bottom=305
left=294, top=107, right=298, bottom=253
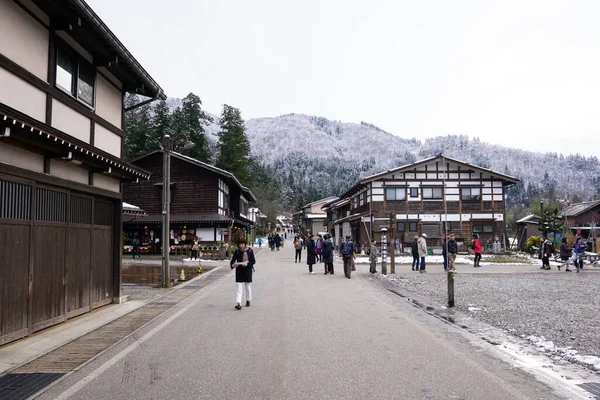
left=385, top=187, right=407, bottom=201
left=408, top=221, right=418, bottom=232
left=56, top=41, right=96, bottom=108
left=473, top=224, right=493, bottom=233
left=397, top=222, right=406, bottom=232
left=461, top=187, right=482, bottom=201
left=422, top=187, right=443, bottom=200
left=409, top=187, right=419, bottom=198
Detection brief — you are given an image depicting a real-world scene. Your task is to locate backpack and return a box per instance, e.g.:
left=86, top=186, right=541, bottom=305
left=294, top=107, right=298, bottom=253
left=341, top=241, right=353, bottom=256
left=294, top=239, right=301, bottom=249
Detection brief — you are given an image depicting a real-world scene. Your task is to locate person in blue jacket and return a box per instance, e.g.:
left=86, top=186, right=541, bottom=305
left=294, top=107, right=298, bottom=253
left=572, top=236, right=587, bottom=273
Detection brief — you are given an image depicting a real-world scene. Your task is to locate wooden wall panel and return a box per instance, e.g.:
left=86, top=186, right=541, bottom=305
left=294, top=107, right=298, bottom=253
left=32, top=225, right=66, bottom=331
left=91, top=228, right=112, bottom=307
left=0, top=223, right=30, bottom=344
left=66, top=227, right=91, bottom=316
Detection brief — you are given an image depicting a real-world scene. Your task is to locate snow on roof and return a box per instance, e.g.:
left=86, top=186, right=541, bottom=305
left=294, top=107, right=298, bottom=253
left=561, top=200, right=600, bottom=217
left=516, top=214, right=540, bottom=224
left=123, top=202, right=142, bottom=211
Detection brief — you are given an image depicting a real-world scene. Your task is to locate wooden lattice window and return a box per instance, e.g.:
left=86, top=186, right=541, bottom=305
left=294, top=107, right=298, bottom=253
left=35, top=188, right=67, bottom=222
left=94, top=200, right=114, bottom=226
left=0, top=179, right=32, bottom=220
left=70, top=195, right=93, bottom=225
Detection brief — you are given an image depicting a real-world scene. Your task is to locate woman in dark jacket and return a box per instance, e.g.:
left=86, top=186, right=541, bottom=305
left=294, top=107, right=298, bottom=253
left=230, top=241, right=256, bottom=310
left=558, top=237, right=572, bottom=271
left=322, top=235, right=334, bottom=275
left=306, top=235, right=316, bottom=275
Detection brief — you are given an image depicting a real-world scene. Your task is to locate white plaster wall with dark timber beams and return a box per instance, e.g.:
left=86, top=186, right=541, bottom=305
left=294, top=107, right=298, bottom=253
left=50, top=159, right=88, bottom=184
left=0, top=0, right=49, bottom=80
left=51, top=99, right=91, bottom=143
left=0, top=141, right=44, bottom=172
left=93, top=173, right=120, bottom=193
left=95, top=74, right=123, bottom=128
left=94, top=124, right=121, bottom=157
left=0, top=67, right=46, bottom=121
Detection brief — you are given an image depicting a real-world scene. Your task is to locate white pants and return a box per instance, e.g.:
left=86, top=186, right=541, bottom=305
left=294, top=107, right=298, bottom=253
left=236, top=282, right=252, bottom=304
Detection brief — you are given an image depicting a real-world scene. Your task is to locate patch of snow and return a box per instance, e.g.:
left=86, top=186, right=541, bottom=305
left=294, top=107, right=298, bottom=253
left=527, top=335, right=600, bottom=371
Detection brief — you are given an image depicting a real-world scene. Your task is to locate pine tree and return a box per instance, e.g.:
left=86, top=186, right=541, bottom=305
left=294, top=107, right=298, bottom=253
left=124, top=94, right=153, bottom=159
left=171, top=93, right=213, bottom=162
left=215, top=104, right=251, bottom=186
left=148, top=100, right=172, bottom=152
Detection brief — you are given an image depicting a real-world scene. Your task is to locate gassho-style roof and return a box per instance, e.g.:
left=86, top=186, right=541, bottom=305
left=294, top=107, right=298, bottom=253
left=561, top=200, right=600, bottom=217
left=337, top=154, right=520, bottom=200
left=129, top=150, right=257, bottom=202
left=30, top=0, right=165, bottom=99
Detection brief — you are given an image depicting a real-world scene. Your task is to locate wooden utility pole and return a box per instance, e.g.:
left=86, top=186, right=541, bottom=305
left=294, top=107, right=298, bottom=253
left=390, top=213, right=396, bottom=274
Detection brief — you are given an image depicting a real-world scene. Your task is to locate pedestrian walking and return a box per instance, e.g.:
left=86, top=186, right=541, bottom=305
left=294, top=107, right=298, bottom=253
left=340, top=235, right=356, bottom=279
left=322, top=234, right=334, bottom=275
left=275, top=233, right=281, bottom=251
left=447, top=233, right=458, bottom=271
left=538, top=235, right=553, bottom=270
left=411, top=236, right=420, bottom=271
left=472, top=234, right=482, bottom=267
left=369, top=240, right=377, bottom=274
left=306, top=235, right=316, bottom=274
left=573, top=236, right=587, bottom=273
left=558, top=237, right=572, bottom=271
left=191, top=238, right=200, bottom=260
left=132, top=238, right=141, bottom=260
left=230, top=241, right=256, bottom=310
left=294, top=235, right=303, bottom=263
left=417, top=233, right=428, bottom=273
left=268, top=233, right=274, bottom=251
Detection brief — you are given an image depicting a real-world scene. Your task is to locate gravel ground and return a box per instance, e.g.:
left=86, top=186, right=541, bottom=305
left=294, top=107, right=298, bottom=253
left=381, top=270, right=600, bottom=362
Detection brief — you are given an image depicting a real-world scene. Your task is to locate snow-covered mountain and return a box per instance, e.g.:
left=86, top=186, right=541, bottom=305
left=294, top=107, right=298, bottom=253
left=164, top=98, right=600, bottom=206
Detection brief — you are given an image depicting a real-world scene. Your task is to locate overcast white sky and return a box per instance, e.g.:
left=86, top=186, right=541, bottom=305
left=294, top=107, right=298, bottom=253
left=88, top=0, right=600, bottom=157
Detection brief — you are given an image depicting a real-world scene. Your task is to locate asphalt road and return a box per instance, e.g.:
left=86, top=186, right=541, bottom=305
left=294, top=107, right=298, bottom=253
left=39, top=245, right=571, bottom=399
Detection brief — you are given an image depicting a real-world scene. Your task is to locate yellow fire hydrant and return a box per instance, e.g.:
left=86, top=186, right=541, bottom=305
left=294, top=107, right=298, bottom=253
left=179, top=268, right=186, bottom=281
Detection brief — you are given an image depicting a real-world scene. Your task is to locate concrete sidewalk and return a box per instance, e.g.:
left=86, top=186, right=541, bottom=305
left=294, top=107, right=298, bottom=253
left=0, top=265, right=225, bottom=377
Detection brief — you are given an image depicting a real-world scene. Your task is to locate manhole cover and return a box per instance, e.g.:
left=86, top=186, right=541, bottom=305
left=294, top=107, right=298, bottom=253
left=0, top=373, right=64, bottom=400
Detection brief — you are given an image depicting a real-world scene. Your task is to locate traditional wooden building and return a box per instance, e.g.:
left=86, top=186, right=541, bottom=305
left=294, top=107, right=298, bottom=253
left=122, top=151, right=256, bottom=253
left=324, top=155, right=519, bottom=252
left=294, top=196, right=338, bottom=235
left=0, top=0, right=164, bottom=345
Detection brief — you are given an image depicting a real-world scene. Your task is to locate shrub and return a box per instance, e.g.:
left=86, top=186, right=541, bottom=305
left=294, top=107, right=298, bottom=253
left=524, top=235, right=541, bottom=254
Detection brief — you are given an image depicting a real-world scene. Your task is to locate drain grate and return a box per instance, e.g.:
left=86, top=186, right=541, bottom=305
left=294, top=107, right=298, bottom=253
left=579, top=383, right=600, bottom=399
left=147, top=301, right=179, bottom=306
left=180, top=285, right=205, bottom=290
left=0, top=373, right=64, bottom=400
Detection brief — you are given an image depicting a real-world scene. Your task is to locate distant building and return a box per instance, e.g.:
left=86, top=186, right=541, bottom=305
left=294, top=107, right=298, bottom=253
left=514, top=214, right=541, bottom=250
left=323, top=154, right=519, bottom=252
left=561, top=200, right=600, bottom=241
left=294, top=196, right=338, bottom=235
left=122, top=151, right=256, bottom=253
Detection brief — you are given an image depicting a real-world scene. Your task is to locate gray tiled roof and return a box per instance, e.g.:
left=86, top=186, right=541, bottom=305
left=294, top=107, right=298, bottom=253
left=560, top=200, right=600, bottom=217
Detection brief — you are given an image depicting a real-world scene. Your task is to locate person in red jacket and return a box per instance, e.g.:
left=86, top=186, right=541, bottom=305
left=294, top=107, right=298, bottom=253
left=472, top=234, right=482, bottom=267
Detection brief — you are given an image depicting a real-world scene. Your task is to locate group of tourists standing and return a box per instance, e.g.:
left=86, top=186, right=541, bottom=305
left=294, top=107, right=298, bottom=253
left=267, top=232, right=285, bottom=251
left=294, top=234, right=336, bottom=275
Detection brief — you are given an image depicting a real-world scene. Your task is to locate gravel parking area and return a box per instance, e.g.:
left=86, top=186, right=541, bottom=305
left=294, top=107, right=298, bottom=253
left=381, top=268, right=600, bottom=369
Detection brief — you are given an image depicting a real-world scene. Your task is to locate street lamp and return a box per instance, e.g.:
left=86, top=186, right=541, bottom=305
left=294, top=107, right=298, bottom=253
left=161, top=134, right=195, bottom=288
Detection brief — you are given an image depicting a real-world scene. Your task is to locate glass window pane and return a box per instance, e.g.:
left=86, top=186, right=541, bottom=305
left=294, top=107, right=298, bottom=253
left=473, top=226, right=482, bottom=233
left=56, top=47, right=75, bottom=93
left=433, top=188, right=443, bottom=198
left=396, top=188, right=406, bottom=200
left=472, top=188, right=480, bottom=196
left=78, top=62, right=95, bottom=106
left=410, top=188, right=419, bottom=197
left=484, top=225, right=493, bottom=232
left=386, top=188, right=396, bottom=200
left=423, top=188, right=432, bottom=198
left=397, top=222, right=405, bottom=232
left=409, top=222, right=418, bottom=232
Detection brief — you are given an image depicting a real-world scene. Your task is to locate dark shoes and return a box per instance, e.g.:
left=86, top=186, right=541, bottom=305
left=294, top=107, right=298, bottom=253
left=246, top=301, right=250, bottom=307
left=235, top=303, right=242, bottom=310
